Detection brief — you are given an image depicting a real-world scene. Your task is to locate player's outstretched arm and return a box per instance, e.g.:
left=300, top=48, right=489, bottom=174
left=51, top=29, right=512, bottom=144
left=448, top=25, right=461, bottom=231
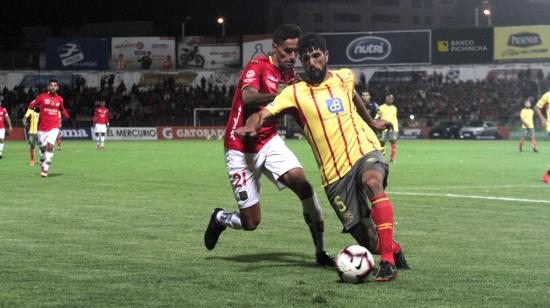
left=535, top=107, right=547, bottom=127
left=5, top=113, right=12, bottom=134
left=353, top=91, right=392, bottom=131
left=235, top=109, right=274, bottom=138
left=242, top=86, right=278, bottom=107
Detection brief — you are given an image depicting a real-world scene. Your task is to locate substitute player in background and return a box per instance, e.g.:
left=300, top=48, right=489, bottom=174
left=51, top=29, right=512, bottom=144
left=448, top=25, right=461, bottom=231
left=237, top=33, right=409, bottom=281
left=519, top=100, right=538, bottom=153
left=535, top=90, right=550, bottom=183
left=361, top=91, right=379, bottom=119
left=0, top=101, right=13, bottom=159
left=204, top=24, right=334, bottom=266
left=27, top=80, right=70, bottom=177
left=23, top=107, right=39, bottom=165
left=93, top=101, right=109, bottom=149
left=378, top=94, right=399, bottom=163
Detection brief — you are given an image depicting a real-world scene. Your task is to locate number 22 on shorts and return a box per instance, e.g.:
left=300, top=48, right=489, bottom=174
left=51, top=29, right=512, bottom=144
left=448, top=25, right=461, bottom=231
left=232, top=170, right=247, bottom=188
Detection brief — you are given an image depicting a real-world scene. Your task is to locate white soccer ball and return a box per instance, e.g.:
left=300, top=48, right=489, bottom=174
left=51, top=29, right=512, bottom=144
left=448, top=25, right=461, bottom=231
left=336, top=245, right=375, bottom=283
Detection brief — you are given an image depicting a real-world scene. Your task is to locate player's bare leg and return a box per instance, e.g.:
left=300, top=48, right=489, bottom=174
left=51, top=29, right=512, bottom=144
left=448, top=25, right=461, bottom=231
left=29, top=143, right=36, bottom=165
left=519, top=135, right=525, bottom=152
left=56, top=135, right=62, bottom=151
left=279, top=167, right=334, bottom=267
left=100, top=133, right=106, bottom=149
left=531, top=134, right=538, bottom=152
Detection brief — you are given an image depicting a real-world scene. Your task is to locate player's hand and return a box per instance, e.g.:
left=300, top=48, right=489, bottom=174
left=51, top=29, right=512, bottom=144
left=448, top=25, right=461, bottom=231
left=372, top=120, right=393, bottom=132
left=7, top=127, right=12, bottom=136
left=234, top=126, right=257, bottom=138
left=286, top=76, right=301, bottom=85
left=542, top=120, right=547, bottom=128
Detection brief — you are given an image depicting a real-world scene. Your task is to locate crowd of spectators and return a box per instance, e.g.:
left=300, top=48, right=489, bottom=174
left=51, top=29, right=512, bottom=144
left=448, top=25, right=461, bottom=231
left=1, top=69, right=549, bottom=128
left=361, top=70, right=550, bottom=127
left=0, top=78, right=235, bottom=127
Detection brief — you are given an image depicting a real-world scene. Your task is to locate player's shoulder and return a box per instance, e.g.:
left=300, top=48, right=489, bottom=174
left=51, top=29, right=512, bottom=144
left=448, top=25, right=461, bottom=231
left=245, top=56, right=269, bottom=68
left=333, top=68, right=355, bottom=80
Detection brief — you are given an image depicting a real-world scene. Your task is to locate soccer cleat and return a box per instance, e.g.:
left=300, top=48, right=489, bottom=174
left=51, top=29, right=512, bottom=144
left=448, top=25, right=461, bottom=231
left=96, top=144, right=100, bottom=150
left=315, top=251, right=336, bottom=267
left=375, top=261, right=398, bottom=282
left=394, top=249, right=410, bottom=270
left=30, top=159, right=35, bottom=166
left=389, top=160, right=396, bottom=164
left=533, top=148, right=538, bottom=153
left=0, top=155, right=2, bottom=159
left=40, top=168, right=48, bottom=177
left=204, top=208, right=226, bottom=250
left=57, top=147, right=62, bottom=151
left=542, top=171, right=550, bottom=184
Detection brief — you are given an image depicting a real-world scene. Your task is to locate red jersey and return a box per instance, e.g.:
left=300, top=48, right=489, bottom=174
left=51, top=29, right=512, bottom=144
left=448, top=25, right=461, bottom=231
left=94, top=107, right=109, bottom=124
left=0, top=107, right=8, bottom=129
left=224, top=56, right=296, bottom=152
left=28, top=93, right=70, bottom=131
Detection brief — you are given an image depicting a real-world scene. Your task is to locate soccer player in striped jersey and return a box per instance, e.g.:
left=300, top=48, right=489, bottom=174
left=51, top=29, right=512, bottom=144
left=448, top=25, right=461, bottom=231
left=519, top=100, right=537, bottom=153
left=23, top=107, right=40, bottom=165
left=378, top=94, right=399, bottom=163
left=535, top=90, right=550, bottom=183
left=237, top=33, right=409, bottom=282
left=0, top=101, right=12, bottom=159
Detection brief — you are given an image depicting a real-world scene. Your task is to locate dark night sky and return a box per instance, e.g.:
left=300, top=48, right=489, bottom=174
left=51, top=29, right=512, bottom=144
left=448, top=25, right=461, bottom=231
left=0, top=0, right=267, bottom=37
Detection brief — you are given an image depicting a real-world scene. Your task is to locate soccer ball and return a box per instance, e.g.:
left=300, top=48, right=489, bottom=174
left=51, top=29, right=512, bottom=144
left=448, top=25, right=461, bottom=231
left=336, top=245, right=375, bottom=283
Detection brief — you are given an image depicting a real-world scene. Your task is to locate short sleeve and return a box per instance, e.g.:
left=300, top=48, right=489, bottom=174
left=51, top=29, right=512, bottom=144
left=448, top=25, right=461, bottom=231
left=265, top=86, right=296, bottom=116
left=241, top=61, right=263, bottom=90
left=536, top=92, right=549, bottom=109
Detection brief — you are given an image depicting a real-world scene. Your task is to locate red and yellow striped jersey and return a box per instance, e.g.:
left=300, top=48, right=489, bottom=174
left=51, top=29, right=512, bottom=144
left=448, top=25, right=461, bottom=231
left=266, top=68, right=382, bottom=186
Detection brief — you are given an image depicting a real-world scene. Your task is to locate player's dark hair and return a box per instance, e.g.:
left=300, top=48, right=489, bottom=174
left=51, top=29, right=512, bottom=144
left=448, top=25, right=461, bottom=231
left=273, top=24, right=302, bottom=44
left=298, top=33, right=327, bottom=55
left=48, top=79, right=59, bottom=85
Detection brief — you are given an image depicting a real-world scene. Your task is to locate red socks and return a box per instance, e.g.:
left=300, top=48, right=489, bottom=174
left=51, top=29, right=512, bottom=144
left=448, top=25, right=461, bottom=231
left=390, top=144, right=397, bottom=161
left=370, top=193, right=395, bottom=264
left=30, top=148, right=35, bottom=160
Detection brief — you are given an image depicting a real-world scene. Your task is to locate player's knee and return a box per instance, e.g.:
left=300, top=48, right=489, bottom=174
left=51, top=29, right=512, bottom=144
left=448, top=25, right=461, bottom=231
left=362, top=175, right=384, bottom=195
left=283, top=168, right=313, bottom=198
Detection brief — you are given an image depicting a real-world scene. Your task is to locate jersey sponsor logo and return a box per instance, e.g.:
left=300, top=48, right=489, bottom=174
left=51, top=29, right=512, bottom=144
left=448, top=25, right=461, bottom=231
left=326, top=97, right=345, bottom=113
left=245, top=70, right=255, bottom=78
left=266, top=74, right=278, bottom=83
left=243, top=78, right=254, bottom=83
left=346, top=36, right=391, bottom=62
left=266, top=80, right=277, bottom=91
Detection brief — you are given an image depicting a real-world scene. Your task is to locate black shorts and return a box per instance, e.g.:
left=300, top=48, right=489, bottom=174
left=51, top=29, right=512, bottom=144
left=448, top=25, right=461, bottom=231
left=324, top=151, right=388, bottom=232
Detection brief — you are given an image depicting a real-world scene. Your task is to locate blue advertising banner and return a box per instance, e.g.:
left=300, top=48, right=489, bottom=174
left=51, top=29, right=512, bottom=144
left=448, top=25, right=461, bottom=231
left=46, top=38, right=109, bottom=70
left=322, top=30, right=431, bottom=66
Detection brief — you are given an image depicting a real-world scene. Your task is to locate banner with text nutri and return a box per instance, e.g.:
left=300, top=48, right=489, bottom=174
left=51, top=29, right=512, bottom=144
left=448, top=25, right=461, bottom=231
left=494, top=25, right=550, bottom=61
left=111, top=37, right=176, bottom=70
left=432, top=28, right=492, bottom=64
left=94, top=127, right=158, bottom=140
left=322, top=30, right=431, bottom=66
left=157, top=126, right=225, bottom=140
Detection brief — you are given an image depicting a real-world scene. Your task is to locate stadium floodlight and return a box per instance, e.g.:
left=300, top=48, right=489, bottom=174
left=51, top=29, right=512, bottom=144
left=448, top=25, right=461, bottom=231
left=483, top=8, right=491, bottom=16
left=217, top=17, right=226, bottom=37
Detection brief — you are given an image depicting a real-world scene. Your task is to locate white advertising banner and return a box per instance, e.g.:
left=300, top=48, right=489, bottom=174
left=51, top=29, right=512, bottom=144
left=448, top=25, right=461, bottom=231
left=111, top=37, right=176, bottom=71
left=178, top=38, right=240, bottom=69
left=92, top=127, right=158, bottom=140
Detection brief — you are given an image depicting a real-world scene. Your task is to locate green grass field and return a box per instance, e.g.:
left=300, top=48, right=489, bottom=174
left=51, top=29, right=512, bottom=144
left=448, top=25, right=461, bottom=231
left=1, top=139, right=549, bottom=307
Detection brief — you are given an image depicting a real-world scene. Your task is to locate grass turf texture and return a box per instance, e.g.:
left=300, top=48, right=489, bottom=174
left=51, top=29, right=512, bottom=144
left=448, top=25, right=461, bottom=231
left=1, top=140, right=549, bottom=307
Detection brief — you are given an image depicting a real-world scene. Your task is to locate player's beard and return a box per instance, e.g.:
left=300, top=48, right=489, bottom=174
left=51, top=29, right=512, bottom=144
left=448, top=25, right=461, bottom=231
left=306, top=64, right=327, bottom=85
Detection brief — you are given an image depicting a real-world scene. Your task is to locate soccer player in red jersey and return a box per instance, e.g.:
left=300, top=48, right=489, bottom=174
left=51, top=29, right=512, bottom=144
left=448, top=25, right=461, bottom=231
left=204, top=24, right=334, bottom=266
left=27, top=80, right=70, bottom=177
left=0, top=101, right=13, bottom=159
left=93, top=101, right=110, bottom=149
left=237, top=34, right=409, bottom=281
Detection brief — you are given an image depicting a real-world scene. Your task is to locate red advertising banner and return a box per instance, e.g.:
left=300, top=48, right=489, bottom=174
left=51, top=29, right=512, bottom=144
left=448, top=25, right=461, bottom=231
left=157, top=126, right=225, bottom=140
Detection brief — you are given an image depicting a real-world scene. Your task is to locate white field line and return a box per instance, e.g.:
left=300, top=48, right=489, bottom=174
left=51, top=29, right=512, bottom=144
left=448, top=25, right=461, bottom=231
left=396, top=184, right=548, bottom=191
left=388, top=191, right=550, bottom=204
